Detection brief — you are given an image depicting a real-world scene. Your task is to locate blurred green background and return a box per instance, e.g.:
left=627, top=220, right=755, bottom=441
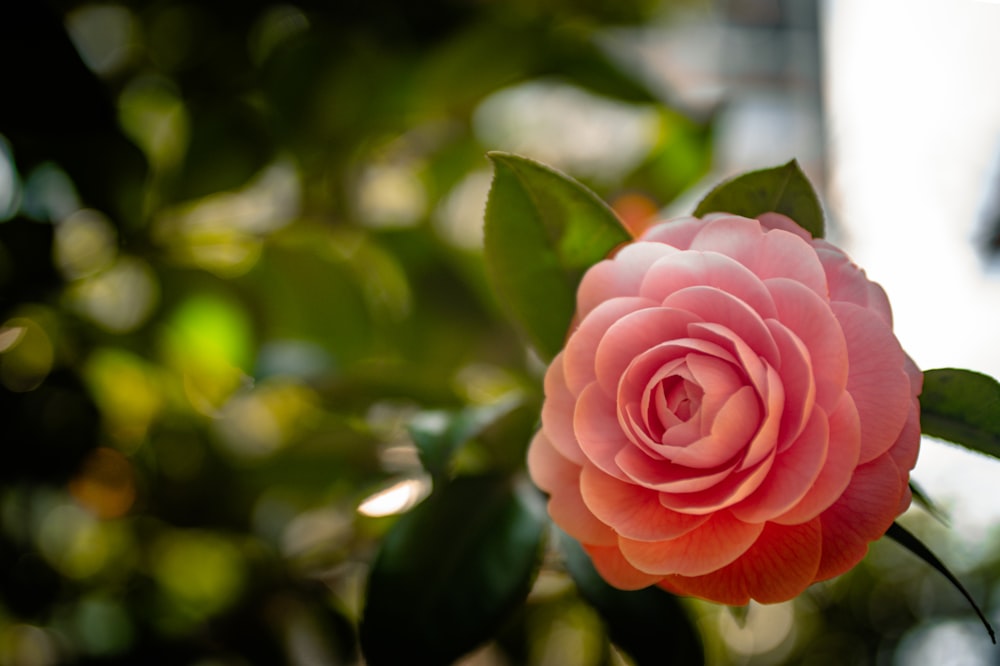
left=0, top=1, right=996, bottom=664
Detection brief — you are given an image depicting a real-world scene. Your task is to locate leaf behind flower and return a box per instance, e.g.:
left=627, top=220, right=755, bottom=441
left=484, top=152, right=631, bottom=362
left=885, top=522, right=995, bottom=644
left=694, top=159, right=824, bottom=238
left=360, top=475, right=547, bottom=665
left=920, top=368, right=1000, bottom=460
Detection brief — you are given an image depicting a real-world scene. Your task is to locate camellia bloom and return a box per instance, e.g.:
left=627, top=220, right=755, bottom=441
left=527, top=212, right=922, bottom=604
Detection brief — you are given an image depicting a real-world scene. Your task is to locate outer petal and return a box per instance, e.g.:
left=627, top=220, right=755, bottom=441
left=689, top=217, right=828, bottom=297
left=814, top=452, right=905, bottom=581
left=833, top=301, right=912, bottom=463
left=815, top=241, right=894, bottom=327
left=580, top=464, right=710, bottom=542
left=528, top=432, right=616, bottom=546
left=757, top=211, right=813, bottom=241
left=639, top=216, right=706, bottom=249
left=575, top=383, right=632, bottom=480
left=618, top=511, right=764, bottom=577
left=540, top=354, right=586, bottom=464
left=661, top=518, right=822, bottom=605
left=583, top=543, right=662, bottom=590
left=577, top=242, right=676, bottom=318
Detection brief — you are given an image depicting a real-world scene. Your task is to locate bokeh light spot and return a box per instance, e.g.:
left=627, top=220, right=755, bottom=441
left=69, top=447, right=136, bottom=519
left=84, top=347, right=164, bottom=449
left=65, top=4, right=139, bottom=76
left=67, top=256, right=159, bottom=333
left=0, top=317, right=54, bottom=392
left=357, top=477, right=431, bottom=517
left=150, top=531, right=245, bottom=618
left=54, top=208, right=118, bottom=280
left=0, top=134, right=21, bottom=221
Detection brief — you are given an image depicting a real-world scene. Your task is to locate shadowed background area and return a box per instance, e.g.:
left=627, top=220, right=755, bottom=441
left=1, top=0, right=999, bottom=664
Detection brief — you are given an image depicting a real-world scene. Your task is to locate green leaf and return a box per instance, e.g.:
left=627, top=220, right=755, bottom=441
left=408, top=395, right=522, bottom=481
left=360, top=475, right=547, bottom=666
left=920, top=368, right=1000, bottom=459
left=693, top=159, right=824, bottom=238
left=561, top=533, right=704, bottom=665
left=484, top=152, right=631, bottom=362
left=885, top=522, right=995, bottom=643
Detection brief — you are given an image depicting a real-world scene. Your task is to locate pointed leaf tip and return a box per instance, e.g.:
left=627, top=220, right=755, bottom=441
left=694, top=159, right=824, bottom=238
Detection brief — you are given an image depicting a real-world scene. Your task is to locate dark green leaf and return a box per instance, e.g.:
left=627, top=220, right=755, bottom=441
left=408, top=395, right=522, bottom=481
left=885, top=522, right=995, bottom=643
left=561, top=533, right=704, bottom=665
left=484, top=152, right=631, bottom=362
left=693, top=159, right=824, bottom=238
left=920, top=368, right=1000, bottom=459
left=360, top=476, right=547, bottom=666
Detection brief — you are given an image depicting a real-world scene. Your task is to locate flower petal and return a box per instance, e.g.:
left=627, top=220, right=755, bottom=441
left=766, top=276, right=849, bottom=411
left=580, top=464, right=709, bottom=542
left=583, top=543, right=662, bottom=590
left=690, top=216, right=828, bottom=297
left=663, top=286, right=780, bottom=366
left=729, top=407, right=828, bottom=524
left=815, top=452, right=905, bottom=582
left=662, top=518, right=822, bottom=604
left=574, top=382, right=631, bottom=479
left=577, top=242, right=676, bottom=318
left=618, top=511, right=764, bottom=577
left=833, top=301, right=912, bottom=464
left=594, top=307, right=706, bottom=397
left=540, top=354, right=588, bottom=465
left=639, top=250, right=777, bottom=318
left=528, top=432, right=617, bottom=546
left=563, top=296, right=656, bottom=396
left=639, top=216, right=706, bottom=249
left=766, top=319, right=816, bottom=448
left=771, top=394, right=862, bottom=525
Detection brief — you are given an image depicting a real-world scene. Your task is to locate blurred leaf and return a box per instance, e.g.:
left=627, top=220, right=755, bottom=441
left=360, top=475, right=546, bottom=665
left=920, top=368, right=1000, bottom=459
left=408, top=395, right=522, bottom=481
left=694, top=159, right=824, bottom=238
left=484, top=152, right=630, bottom=362
left=545, top=33, right=659, bottom=104
left=885, top=522, right=995, bottom=643
left=561, top=533, right=704, bottom=665
left=908, top=480, right=950, bottom=527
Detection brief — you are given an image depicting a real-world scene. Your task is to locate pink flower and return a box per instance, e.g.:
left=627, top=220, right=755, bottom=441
left=527, top=213, right=921, bottom=604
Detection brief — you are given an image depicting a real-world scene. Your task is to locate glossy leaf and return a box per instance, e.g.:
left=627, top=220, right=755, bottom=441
left=408, top=395, right=522, bottom=481
left=694, top=159, right=824, bottom=238
left=360, top=475, right=547, bottom=665
left=885, top=522, right=995, bottom=643
left=920, top=368, right=1000, bottom=459
left=561, top=533, right=704, bottom=665
left=484, top=152, right=631, bottom=361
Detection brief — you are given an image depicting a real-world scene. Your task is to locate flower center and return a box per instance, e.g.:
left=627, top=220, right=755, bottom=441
left=649, top=375, right=704, bottom=437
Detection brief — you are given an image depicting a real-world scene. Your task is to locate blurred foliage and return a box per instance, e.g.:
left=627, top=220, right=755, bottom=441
left=0, top=1, right=994, bottom=665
